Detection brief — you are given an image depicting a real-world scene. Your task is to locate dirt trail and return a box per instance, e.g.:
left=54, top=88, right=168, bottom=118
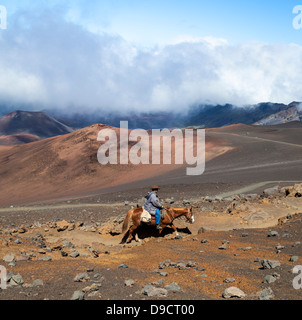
left=211, top=131, right=302, bottom=148
left=0, top=203, right=124, bottom=213
left=216, top=180, right=302, bottom=198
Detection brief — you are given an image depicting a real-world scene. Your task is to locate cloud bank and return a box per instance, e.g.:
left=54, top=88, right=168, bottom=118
left=1, top=9, right=302, bottom=114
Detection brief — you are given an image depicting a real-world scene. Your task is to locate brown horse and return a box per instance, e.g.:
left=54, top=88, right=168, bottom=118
left=122, top=206, right=194, bottom=243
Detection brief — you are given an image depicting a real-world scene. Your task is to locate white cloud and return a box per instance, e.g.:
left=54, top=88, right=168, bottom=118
left=0, top=9, right=302, bottom=115
left=169, top=35, right=228, bottom=48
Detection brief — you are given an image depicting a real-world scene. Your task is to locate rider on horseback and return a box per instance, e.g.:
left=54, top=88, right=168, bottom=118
left=144, top=185, right=164, bottom=229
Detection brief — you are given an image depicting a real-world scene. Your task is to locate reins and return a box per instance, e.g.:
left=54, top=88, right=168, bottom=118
left=164, top=207, right=175, bottom=222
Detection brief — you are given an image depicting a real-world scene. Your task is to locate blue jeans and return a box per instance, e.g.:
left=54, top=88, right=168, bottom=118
left=156, top=208, right=161, bottom=225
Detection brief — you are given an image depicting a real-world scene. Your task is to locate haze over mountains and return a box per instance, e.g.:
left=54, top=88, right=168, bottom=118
left=47, top=101, right=302, bottom=130
left=0, top=100, right=301, bottom=135
left=0, top=100, right=301, bottom=146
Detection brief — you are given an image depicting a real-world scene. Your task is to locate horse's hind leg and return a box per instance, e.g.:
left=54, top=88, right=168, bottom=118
left=127, top=225, right=138, bottom=243
left=134, top=232, right=141, bottom=242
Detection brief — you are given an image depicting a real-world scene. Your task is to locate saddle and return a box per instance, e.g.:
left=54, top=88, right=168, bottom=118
left=141, top=208, right=152, bottom=223
left=141, top=208, right=165, bottom=226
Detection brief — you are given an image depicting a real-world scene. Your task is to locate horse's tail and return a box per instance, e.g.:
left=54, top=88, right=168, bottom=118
left=122, top=209, right=134, bottom=233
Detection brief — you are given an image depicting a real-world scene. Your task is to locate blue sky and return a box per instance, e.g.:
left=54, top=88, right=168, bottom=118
left=0, top=1, right=302, bottom=112
left=2, top=0, right=300, bottom=46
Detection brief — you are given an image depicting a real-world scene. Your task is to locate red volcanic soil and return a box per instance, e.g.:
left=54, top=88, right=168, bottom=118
left=0, top=124, right=232, bottom=206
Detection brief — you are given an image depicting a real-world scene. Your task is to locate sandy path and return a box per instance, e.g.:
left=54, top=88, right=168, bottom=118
left=211, top=131, right=302, bottom=148
left=0, top=203, right=125, bottom=213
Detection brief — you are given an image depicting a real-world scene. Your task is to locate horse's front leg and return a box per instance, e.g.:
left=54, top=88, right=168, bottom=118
left=158, top=224, right=166, bottom=236
left=170, top=223, right=180, bottom=238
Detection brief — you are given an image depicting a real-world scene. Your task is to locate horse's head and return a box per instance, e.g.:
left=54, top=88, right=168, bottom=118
left=185, top=206, right=194, bottom=224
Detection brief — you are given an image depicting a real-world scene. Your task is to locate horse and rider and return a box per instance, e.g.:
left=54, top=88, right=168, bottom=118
left=122, top=185, right=194, bottom=243
left=144, top=185, right=164, bottom=230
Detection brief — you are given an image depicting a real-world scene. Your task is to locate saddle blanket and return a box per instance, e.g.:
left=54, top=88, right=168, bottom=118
left=141, top=208, right=152, bottom=223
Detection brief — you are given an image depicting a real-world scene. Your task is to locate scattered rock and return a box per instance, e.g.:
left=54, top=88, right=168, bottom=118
left=62, top=240, right=74, bottom=248
left=142, top=285, right=168, bottom=297
left=263, top=186, right=279, bottom=197
left=31, top=279, right=44, bottom=287
left=223, top=278, right=235, bottom=283
left=222, top=287, right=246, bottom=299
left=275, top=244, right=285, bottom=250
left=152, top=279, right=164, bottom=286
left=186, top=261, right=197, bottom=268
left=293, top=241, right=301, bottom=247
left=176, top=262, right=187, bottom=270
left=37, top=256, right=52, bottom=262
left=164, top=282, right=181, bottom=292
left=61, top=250, right=68, bottom=257
left=74, top=272, right=90, bottom=282
left=263, top=275, right=276, bottom=284
left=82, top=282, right=101, bottom=293
left=9, top=274, right=24, bottom=286
left=88, top=248, right=100, bottom=258
left=282, top=233, right=290, bottom=238
left=56, top=220, right=70, bottom=232
left=194, top=267, right=206, bottom=272
left=142, top=285, right=155, bottom=295
left=124, top=279, right=135, bottom=287
left=3, top=253, right=15, bottom=263
left=70, top=290, right=85, bottom=300
left=268, top=230, right=278, bottom=237
left=70, top=250, right=80, bottom=258
left=31, top=233, right=46, bottom=248
left=261, top=259, right=281, bottom=269
left=257, top=287, right=274, bottom=300
left=201, top=239, right=209, bottom=243
left=289, top=256, right=299, bottom=262
left=118, top=264, right=129, bottom=269
left=159, top=260, right=171, bottom=269
left=17, top=227, right=27, bottom=234
left=15, top=254, right=31, bottom=262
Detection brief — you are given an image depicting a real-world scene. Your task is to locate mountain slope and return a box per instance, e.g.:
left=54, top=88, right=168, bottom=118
left=0, top=134, right=40, bottom=145
left=0, top=110, right=74, bottom=139
left=254, top=103, right=302, bottom=125
left=0, top=124, right=230, bottom=206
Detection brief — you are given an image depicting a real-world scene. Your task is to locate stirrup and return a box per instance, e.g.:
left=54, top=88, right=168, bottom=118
left=156, top=224, right=162, bottom=230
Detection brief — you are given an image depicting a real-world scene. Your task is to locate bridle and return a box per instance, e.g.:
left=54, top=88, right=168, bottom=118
left=164, top=207, right=194, bottom=223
